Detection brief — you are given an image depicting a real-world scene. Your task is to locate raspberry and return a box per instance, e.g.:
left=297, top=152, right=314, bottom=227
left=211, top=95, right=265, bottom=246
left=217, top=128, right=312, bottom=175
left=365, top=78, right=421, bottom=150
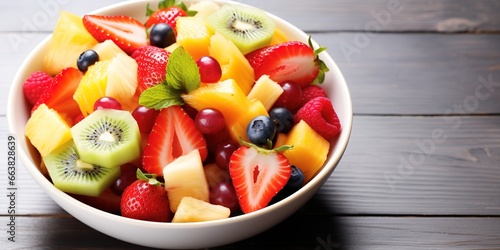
left=300, top=85, right=327, bottom=107
left=22, top=71, right=53, bottom=105
left=294, top=96, right=341, bottom=140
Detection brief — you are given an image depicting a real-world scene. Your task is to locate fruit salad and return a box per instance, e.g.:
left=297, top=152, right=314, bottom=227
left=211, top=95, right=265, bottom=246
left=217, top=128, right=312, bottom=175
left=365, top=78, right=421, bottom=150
left=23, top=0, right=341, bottom=223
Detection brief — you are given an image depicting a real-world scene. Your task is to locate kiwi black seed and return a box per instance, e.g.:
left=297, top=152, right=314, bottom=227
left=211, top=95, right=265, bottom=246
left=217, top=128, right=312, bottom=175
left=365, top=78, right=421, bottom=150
left=43, top=140, right=121, bottom=197
left=70, top=109, right=141, bottom=169
left=206, top=4, right=276, bottom=54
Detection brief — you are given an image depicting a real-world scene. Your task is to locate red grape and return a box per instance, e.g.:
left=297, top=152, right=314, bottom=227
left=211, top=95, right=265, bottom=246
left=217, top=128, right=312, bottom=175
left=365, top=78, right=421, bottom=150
left=215, top=140, right=239, bottom=171
left=110, top=164, right=139, bottom=196
left=209, top=181, right=240, bottom=213
left=196, top=56, right=222, bottom=83
left=132, top=106, right=160, bottom=134
left=273, top=81, right=302, bottom=112
left=195, top=108, right=226, bottom=135
left=94, top=96, right=123, bottom=111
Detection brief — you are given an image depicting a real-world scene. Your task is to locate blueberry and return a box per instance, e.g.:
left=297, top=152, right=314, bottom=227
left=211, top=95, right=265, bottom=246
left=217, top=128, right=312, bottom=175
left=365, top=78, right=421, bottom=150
left=246, top=115, right=276, bottom=147
left=271, top=165, right=305, bottom=204
left=149, top=23, right=176, bottom=48
left=269, top=107, right=294, bottom=133
left=77, top=50, right=99, bottom=72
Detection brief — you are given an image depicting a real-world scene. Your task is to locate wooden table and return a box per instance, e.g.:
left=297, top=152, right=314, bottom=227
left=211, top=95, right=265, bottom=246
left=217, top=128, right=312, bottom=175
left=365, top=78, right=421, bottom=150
left=2, top=0, right=500, bottom=249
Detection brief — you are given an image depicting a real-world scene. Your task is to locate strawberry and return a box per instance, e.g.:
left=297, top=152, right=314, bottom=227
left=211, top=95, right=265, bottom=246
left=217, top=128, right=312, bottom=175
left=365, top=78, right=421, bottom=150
left=142, top=105, right=208, bottom=176
left=294, top=96, right=341, bottom=140
left=120, top=170, right=171, bottom=222
left=144, top=0, right=195, bottom=31
left=32, top=67, right=82, bottom=120
left=135, top=45, right=171, bottom=93
left=82, top=14, right=148, bottom=55
left=22, top=71, right=53, bottom=105
left=229, top=142, right=292, bottom=214
left=245, top=38, right=329, bottom=87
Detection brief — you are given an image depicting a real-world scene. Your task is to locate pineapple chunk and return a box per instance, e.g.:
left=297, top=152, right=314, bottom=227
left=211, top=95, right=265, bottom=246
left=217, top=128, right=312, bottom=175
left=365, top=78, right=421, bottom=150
left=209, top=33, right=255, bottom=95
left=277, top=120, right=330, bottom=182
left=182, top=79, right=251, bottom=126
left=91, top=40, right=126, bottom=61
left=172, top=197, right=230, bottom=223
left=227, top=98, right=268, bottom=143
left=176, top=17, right=213, bottom=62
left=190, top=1, right=220, bottom=19
left=163, top=150, right=210, bottom=213
left=43, top=11, right=98, bottom=76
left=106, top=53, right=139, bottom=112
left=247, top=75, right=284, bottom=111
left=73, top=60, right=110, bottom=116
left=269, top=27, right=288, bottom=46
left=25, top=104, right=73, bottom=157
left=182, top=79, right=268, bottom=142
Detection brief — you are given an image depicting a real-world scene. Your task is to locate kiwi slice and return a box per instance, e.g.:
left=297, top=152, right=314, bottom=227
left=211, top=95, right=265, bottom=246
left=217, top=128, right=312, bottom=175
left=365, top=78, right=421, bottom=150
left=43, top=140, right=121, bottom=197
left=70, top=109, right=141, bottom=169
left=206, top=4, right=276, bottom=55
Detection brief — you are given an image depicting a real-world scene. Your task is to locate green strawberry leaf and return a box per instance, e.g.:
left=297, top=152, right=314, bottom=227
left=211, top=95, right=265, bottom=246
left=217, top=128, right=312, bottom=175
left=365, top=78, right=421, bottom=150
left=139, top=83, right=183, bottom=110
left=166, top=46, right=201, bottom=92
left=308, top=36, right=330, bottom=84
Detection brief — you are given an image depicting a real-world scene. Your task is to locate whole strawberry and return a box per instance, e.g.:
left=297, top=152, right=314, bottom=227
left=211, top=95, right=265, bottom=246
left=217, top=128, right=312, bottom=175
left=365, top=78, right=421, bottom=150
left=23, top=71, right=53, bottom=105
left=135, top=45, right=171, bottom=93
left=144, top=0, right=196, bottom=31
left=120, top=170, right=171, bottom=222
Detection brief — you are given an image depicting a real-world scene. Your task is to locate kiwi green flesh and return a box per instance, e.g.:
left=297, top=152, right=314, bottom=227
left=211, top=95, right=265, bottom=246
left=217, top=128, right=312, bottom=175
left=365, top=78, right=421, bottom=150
left=43, top=140, right=121, bottom=197
left=206, top=4, right=276, bottom=55
left=70, top=109, right=141, bottom=169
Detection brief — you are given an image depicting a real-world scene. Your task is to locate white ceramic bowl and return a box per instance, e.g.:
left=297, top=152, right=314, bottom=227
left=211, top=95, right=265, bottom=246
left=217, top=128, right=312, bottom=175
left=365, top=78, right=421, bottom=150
left=7, top=0, right=353, bottom=249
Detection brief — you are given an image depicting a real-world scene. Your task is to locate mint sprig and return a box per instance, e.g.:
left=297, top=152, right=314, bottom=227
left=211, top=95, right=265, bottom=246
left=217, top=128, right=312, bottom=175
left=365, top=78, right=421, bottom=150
left=139, top=47, right=200, bottom=110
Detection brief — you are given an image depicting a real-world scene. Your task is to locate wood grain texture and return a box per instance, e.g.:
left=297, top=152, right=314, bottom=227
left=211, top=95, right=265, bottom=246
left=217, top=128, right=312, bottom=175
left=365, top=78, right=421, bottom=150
left=3, top=33, right=500, bottom=116
left=1, top=0, right=500, bottom=33
left=1, top=215, right=500, bottom=249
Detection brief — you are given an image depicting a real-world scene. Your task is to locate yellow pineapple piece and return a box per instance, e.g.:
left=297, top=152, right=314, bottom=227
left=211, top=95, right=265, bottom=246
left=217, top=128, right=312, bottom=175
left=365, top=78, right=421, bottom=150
left=209, top=33, right=255, bottom=95
left=25, top=104, right=73, bottom=157
left=106, top=53, right=139, bottom=112
left=43, top=11, right=98, bottom=76
left=190, top=0, right=220, bottom=19
left=172, top=197, right=230, bottom=223
left=91, top=40, right=126, bottom=61
left=269, top=27, right=288, bottom=46
left=227, top=99, right=268, bottom=143
left=277, top=120, right=330, bottom=182
left=176, top=17, right=213, bottom=62
left=247, top=74, right=284, bottom=111
left=182, top=79, right=251, bottom=126
left=163, top=150, right=210, bottom=213
left=73, top=60, right=111, bottom=116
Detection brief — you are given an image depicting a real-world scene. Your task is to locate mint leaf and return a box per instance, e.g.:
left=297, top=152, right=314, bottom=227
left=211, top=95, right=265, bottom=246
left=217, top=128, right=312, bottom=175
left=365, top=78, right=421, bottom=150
left=165, top=47, right=200, bottom=92
left=139, top=83, right=183, bottom=110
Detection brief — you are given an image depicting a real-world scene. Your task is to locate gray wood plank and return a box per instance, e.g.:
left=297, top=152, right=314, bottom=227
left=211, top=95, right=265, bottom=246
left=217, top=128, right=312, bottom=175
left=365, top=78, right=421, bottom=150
left=3, top=115, right=500, bottom=216
left=1, top=0, right=500, bottom=33
left=317, top=33, right=500, bottom=115
left=2, top=33, right=500, bottom=116
left=1, top=215, right=500, bottom=249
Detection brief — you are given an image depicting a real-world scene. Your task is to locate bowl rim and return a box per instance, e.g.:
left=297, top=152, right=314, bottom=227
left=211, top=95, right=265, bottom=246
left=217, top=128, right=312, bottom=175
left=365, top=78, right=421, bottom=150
left=6, top=0, right=353, bottom=237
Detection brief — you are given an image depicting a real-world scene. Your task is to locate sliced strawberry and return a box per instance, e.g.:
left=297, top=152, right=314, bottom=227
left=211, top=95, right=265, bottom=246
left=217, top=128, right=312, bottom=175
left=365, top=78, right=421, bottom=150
left=22, top=71, right=53, bottom=105
left=229, top=143, right=292, bottom=214
left=142, top=105, right=208, bottom=176
left=245, top=39, right=329, bottom=87
left=32, top=67, right=82, bottom=120
left=144, top=0, right=194, bottom=31
left=82, top=15, right=147, bottom=55
left=135, top=45, right=170, bottom=93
